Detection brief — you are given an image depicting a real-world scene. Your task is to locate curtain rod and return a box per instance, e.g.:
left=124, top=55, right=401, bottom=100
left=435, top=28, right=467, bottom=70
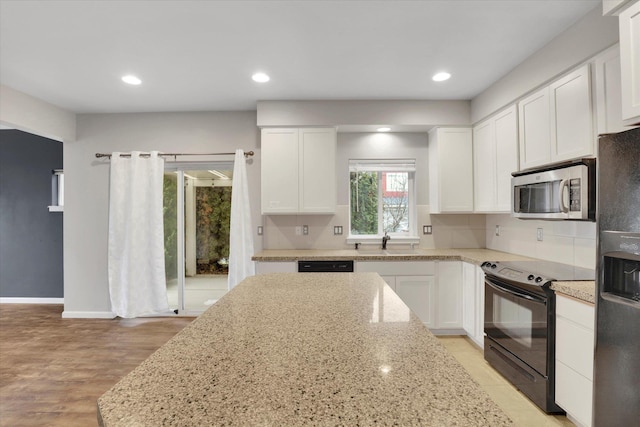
left=95, top=151, right=254, bottom=159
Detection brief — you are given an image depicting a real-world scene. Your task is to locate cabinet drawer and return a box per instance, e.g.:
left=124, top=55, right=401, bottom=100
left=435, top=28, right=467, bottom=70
left=555, top=360, right=593, bottom=427
left=556, top=294, right=594, bottom=330
left=556, top=315, right=594, bottom=380
left=356, top=261, right=435, bottom=276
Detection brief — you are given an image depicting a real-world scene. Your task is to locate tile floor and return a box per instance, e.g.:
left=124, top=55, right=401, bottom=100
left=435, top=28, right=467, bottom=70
left=438, top=336, right=575, bottom=427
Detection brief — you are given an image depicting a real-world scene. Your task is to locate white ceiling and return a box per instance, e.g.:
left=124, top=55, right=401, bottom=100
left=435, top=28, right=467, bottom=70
left=0, top=0, right=600, bottom=114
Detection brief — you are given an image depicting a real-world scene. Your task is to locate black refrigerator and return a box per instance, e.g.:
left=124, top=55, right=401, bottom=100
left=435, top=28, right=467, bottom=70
left=594, top=126, right=640, bottom=426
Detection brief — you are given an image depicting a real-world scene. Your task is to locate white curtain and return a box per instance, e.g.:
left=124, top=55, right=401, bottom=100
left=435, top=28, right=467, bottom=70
left=108, top=151, right=170, bottom=318
left=228, top=149, right=255, bottom=289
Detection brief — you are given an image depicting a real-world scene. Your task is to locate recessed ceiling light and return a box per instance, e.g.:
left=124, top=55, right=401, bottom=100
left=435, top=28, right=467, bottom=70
left=377, top=127, right=391, bottom=132
left=432, top=72, right=451, bottom=82
left=121, top=75, right=142, bottom=85
left=252, top=72, right=270, bottom=83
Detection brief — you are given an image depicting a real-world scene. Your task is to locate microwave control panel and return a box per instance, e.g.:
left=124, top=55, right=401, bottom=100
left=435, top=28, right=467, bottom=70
left=569, top=178, right=581, bottom=212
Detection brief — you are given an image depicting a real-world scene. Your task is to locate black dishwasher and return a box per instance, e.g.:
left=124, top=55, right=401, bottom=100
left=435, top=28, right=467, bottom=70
left=298, top=260, right=354, bottom=273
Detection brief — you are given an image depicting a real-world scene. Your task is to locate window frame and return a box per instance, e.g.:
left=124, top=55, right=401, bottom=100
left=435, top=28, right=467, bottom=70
left=347, top=159, right=418, bottom=245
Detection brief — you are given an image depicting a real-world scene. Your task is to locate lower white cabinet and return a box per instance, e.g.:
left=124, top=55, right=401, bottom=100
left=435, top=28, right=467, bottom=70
left=394, top=275, right=436, bottom=327
left=462, top=262, right=485, bottom=348
left=255, top=261, right=297, bottom=274
left=555, top=294, right=595, bottom=427
left=357, top=260, right=462, bottom=333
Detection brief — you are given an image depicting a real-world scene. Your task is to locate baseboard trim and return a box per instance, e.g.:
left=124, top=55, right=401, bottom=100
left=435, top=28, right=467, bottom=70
left=0, top=297, right=64, bottom=304
left=61, top=311, right=116, bottom=319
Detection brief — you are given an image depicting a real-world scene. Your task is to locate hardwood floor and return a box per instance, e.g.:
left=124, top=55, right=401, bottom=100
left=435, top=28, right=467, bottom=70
left=1, top=304, right=575, bottom=427
left=0, top=304, right=193, bottom=427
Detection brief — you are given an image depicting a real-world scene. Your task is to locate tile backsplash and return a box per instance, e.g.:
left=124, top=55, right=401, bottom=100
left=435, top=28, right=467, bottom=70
left=260, top=209, right=596, bottom=269
left=261, top=205, right=486, bottom=250
left=485, top=214, right=596, bottom=269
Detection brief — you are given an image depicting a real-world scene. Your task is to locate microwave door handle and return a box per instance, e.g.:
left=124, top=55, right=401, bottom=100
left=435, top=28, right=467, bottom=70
left=560, top=179, right=570, bottom=213
left=486, top=280, right=545, bottom=304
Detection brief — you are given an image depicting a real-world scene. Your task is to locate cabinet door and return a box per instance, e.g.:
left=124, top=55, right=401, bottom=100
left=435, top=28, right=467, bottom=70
left=379, top=275, right=396, bottom=291
left=299, top=128, right=336, bottom=213
left=255, top=261, right=297, bottom=274
left=475, top=266, right=485, bottom=349
left=462, top=262, right=477, bottom=336
left=432, top=128, right=474, bottom=212
left=395, top=275, right=435, bottom=327
left=620, top=1, right=640, bottom=121
left=473, top=119, right=496, bottom=212
left=550, top=65, right=593, bottom=162
left=261, top=128, right=299, bottom=213
left=493, top=105, right=519, bottom=211
left=595, top=45, right=630, bottom=135
left=437, top=262, right=462, bottom=329
left=519, top=87, right=551, bottom=169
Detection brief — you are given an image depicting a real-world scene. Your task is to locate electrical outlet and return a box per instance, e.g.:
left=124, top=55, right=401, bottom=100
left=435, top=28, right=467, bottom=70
left=295, top=226, right=302, bottom=236
left=537, top=228, right=543, bottom=241
left=257, top=226, right=263, bottom=236
left=423, top=225, right=432, bottom=235
left=495, top=225, right=501, bottom=236
left=302, top=225, right=309, bottom=235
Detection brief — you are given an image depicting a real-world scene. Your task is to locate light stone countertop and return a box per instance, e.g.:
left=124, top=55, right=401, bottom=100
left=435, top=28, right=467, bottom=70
left=252, top=248, right=533, bottom=265
left=98, top=273, right=513, bottom=426
left=550, top=281, right=596, bottom=304
left=253, top=249, right=596, bottom=303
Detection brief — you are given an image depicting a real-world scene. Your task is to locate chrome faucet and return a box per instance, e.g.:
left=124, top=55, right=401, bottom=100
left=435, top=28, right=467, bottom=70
left=382, top=232, right=390, bottom=249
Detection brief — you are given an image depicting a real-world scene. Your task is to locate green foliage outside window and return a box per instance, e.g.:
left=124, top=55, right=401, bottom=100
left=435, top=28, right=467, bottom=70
left=350, top=171, right=378, bottom=235
left=163, top=174, right=178, bottom=280
left=196, top=186, right=231, bottom=274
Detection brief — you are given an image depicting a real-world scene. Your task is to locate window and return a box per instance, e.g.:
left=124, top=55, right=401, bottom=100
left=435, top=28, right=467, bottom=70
left=48, top=169, right=64, bottom=212
left=349, top=159, right=416, bottom=239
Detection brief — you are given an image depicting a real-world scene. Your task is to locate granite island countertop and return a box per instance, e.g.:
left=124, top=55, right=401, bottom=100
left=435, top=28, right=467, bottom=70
left=98, top=273, right=513, bottom=426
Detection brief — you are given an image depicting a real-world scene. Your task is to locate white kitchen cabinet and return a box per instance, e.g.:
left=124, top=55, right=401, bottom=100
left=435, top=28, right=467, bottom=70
left=261, top=127, right=336, bottom=214
left=255, top=261, right=297, bottom=274
left=594, top=44, right=632, bottom=135
left=518, top=65, right=594, bottom=170
left=462, top=262, right=485, bottom=349
left=550, top=65, right=594, bottom=161
left=356, top=260, right=462, bottom=332
left=519, top=87, right=551, bottom=169
left=603, top=0, right=634, bottom=15
left=619, top=1, right=640, bottom=122
left=395, top=275, right=436, bottom=327
left=473, top=105, right=518, bottom=212
left=555, top=294, right=595, bottom=427
left=428, top=127, right=474, bottom=213
left=436, top=261, right=462, bottom=330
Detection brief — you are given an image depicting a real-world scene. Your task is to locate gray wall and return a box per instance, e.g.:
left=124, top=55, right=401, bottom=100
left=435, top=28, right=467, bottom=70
left=0, top=130, right=63, bottom=297
left=336, top=132, right=429, bottom=205
left=64, top=111, right=259, bottom=316
left=471, top=6, right=618, bottom=123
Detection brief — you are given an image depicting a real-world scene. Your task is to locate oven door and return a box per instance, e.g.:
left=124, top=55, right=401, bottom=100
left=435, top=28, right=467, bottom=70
left=484, top=277, right=548, bottom=376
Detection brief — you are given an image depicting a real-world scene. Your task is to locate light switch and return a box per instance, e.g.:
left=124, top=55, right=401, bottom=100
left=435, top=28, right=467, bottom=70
left=423, top=225, right=432, bottom=235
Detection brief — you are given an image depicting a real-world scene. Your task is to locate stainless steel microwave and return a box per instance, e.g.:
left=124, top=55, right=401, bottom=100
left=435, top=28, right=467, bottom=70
left=511, top=158, right=596, bottom=221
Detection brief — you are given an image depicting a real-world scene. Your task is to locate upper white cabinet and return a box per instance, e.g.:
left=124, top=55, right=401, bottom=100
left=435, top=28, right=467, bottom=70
left=594, top=45, right=632, bottom=135
left=473, top=105, right=518, bottom=212
left=518, top=65, right=594, bottom=170
left=619, top=1, right=640, bottom=122
left=428, top=127, right=474, bottom=213
left=261, top=127, right=336, bottom=214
